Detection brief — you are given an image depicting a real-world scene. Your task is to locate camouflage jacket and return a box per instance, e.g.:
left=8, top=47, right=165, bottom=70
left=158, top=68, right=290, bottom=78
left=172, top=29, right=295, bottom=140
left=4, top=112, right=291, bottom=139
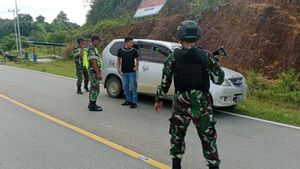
left=74, top=47, right=83, bottom=66
left=155, top=47, right=225, bottom=103
left=87, top=45, right=102, bottom=72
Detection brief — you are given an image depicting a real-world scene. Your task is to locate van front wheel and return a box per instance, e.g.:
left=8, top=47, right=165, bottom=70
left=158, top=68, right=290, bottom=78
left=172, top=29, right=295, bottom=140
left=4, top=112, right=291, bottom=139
left=106, top=76, right=123, bottom=98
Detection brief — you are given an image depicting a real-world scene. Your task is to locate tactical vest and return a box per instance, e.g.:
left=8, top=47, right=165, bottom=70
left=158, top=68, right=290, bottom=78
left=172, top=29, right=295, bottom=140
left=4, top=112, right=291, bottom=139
left=174, top=48, right=210, bottom=93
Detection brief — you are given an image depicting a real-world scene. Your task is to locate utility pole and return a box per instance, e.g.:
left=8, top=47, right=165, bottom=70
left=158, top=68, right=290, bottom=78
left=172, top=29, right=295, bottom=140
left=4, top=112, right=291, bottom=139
left=15, top=0, right=22, bottom=56
left=8, top=9, right=19, bottom=56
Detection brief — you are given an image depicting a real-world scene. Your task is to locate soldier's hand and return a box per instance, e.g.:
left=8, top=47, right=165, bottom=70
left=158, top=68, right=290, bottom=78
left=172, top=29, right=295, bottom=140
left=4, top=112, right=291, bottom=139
left=154, top=101, right=163, bottom=112
left=97, top=74, right=102, bottom=80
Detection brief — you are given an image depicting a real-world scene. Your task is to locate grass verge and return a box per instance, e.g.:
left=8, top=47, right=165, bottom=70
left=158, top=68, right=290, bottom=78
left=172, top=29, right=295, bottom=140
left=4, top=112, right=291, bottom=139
left=7, top=60, right=76, bottom=78
left=232, top=97, right=300, bottom=126
left=6, top=60, right=300, bottom=127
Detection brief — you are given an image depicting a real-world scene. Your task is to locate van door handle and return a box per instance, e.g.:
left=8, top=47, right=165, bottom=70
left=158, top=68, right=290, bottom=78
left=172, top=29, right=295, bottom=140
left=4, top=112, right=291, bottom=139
left=142, top=66, right=149, bottom=72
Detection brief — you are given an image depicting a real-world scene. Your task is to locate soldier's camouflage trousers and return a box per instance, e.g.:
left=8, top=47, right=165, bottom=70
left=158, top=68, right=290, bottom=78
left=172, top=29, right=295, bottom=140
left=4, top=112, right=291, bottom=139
left=89, top=71, right=99, bottom=102
left=76, top=64, right=89, bottom=87
left=169, top=90, right=220, bottom=167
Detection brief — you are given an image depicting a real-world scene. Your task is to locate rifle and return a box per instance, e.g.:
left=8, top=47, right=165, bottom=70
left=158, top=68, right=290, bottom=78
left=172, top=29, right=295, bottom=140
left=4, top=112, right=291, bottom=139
left=212, top=46, right=228, bottom=57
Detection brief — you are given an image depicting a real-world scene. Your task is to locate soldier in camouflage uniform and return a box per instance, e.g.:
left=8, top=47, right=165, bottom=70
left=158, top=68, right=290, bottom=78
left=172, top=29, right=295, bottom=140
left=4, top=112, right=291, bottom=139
left=87, top=35, right=103, bottom=111
left=74, top=37, right=89, bottom=94
left=154, top=20, right=225, bottom=169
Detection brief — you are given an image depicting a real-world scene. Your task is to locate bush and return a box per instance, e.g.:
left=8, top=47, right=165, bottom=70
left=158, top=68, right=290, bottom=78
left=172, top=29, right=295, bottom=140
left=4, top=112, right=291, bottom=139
left=245, top=70, right=270, bottom=97
left=271, top=70, right=300, bottom=105
left=245, top=70, right=300, bottom=106
left=274, top=70, right=300, bottom=92
left=64, top=43, right=75, bottom=60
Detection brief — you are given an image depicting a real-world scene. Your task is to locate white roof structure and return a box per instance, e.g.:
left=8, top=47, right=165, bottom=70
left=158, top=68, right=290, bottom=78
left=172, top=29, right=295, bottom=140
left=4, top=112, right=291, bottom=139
left=134, top=0, right=167, bottom=18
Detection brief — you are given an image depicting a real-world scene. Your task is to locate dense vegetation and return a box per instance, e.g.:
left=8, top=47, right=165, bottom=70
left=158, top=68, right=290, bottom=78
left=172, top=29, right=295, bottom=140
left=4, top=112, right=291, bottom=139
left=0, top=11, right=79, bottom=51
left=86, top=0, right=140, bottom=25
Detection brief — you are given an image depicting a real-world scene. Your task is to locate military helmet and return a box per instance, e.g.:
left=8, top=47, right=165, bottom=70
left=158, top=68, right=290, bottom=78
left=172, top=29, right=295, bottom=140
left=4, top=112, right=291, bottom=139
left=176, top=20, right=201, bottom=42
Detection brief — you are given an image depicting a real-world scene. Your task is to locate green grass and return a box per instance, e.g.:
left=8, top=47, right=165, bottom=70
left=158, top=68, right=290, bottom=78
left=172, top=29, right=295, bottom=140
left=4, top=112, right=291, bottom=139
left=7, top=59, right=76, bottom=78
left=6, top=60, right=300, bottom=127
left=233, top=97, right=300, bottom=126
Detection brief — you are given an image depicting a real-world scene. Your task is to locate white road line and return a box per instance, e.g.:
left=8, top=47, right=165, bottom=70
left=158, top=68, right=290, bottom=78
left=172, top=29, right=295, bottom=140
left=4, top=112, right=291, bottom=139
left=216, top=109, right=300, bottom=130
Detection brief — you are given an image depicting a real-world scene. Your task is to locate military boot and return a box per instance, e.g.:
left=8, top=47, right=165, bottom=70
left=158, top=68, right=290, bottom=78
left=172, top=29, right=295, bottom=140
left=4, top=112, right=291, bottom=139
left=209, top=166, right=219, bottom=169
left=77, top=85, right=83, bottom=94
left=94, top=102, right=103, bottom=110
left=84, top=83, right=89, bottom=92
left=88, top=101, right=103, bottom=111
left=172, top=158, right=181, bottom=169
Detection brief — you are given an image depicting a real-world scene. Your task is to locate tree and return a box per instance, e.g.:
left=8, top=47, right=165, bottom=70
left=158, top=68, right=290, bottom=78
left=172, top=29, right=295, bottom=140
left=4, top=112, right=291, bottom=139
left=31, top=22, right=48, bottom=41
left=0, top=18, right=14, bottom=38
left=51, top=11, right=79, bottom=31
left=0, top=34, right=18, bottom=51
left=54, top=11, right=69, bottom=22
left=18, top=14, right=34, bottom=36
left=86, top=0, right=140, bottom=25
left=36, top=15, right=45, bottom=22
left=47, top=31, right=67, bottom=43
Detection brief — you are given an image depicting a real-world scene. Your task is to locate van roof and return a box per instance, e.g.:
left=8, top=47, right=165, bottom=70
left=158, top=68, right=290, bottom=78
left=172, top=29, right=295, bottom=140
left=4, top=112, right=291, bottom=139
left=112, top=39, right=182, bottom=49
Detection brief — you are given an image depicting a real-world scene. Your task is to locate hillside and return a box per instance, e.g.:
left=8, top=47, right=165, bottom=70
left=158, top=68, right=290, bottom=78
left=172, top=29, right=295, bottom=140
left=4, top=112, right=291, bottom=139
left=199, top=1, right=300, bottom=77
left=81, top=0, right=300, bottom=78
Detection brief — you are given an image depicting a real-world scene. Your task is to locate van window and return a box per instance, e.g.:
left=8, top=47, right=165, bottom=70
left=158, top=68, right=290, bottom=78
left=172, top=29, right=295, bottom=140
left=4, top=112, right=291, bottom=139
left=140, top=44, right=153, bottom=62
left=152, top=46, right=171, bottom=63
left=110, top=41, right=139, bottom=56
left=109, top=42, right=124, bottom=56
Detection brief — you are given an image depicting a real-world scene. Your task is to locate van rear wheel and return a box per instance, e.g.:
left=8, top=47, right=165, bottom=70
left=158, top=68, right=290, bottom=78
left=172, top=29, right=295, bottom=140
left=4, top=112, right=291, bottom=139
left=106, top=76, right=123, bottom=98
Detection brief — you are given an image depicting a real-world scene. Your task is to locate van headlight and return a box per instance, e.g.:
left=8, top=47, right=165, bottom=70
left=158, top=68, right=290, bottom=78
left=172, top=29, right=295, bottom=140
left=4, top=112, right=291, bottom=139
left=228, top=77, right=245, bottom=87
left=221, top=79, right=232, bottom=86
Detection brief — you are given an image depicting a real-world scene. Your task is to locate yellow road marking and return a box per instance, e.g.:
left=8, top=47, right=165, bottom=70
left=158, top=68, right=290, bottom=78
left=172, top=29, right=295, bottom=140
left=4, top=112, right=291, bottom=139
left=0, top=93, right=170, bottom=169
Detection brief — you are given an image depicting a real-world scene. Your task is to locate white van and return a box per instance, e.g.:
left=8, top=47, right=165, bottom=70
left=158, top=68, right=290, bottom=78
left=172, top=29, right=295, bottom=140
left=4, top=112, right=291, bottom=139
left=101, top=39, right=247, bottom=107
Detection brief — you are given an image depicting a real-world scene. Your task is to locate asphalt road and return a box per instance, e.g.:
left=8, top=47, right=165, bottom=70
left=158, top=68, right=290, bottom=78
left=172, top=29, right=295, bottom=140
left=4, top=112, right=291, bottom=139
left=1, top=65, right=300, bottom=169
left=0, top=98, right=154, bottom=169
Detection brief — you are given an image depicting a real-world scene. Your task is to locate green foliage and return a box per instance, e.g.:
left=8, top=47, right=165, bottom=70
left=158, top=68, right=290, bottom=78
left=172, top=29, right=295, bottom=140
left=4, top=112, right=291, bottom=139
left=0, top=11, right=79, bottom=54
left=30, top=22, right=48, bottom=41
left=188, top=0, right=221, bottom=16
left=7, top=59, right=76, bottom=78
left=86, top=0, right=140, bottom=25
left=70, top=13, right=136, bottom=41
left=245, top=71, right=270, bottom=96
left=51, top=11, right=79, bottom=31
left=271, top=70, right=300, bottom=104
left=35, top=15, right=45, bottom=22
left=274, top=70, right=300, bottom=92
left=0, top=18, right=14, bottom=38
left=245, top=70, right=300, bottom=106
left=18, top=14, right=34, bottom=36
left=0, top=34, right=17, bottom=51
left=234, top=96, right=300, bottom=126
left=47, top=31, right=68, bottom=43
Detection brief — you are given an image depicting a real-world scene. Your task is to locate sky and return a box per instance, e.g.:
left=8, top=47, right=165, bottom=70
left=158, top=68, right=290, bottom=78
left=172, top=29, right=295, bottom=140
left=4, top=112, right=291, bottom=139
left=0, top=0, right=91, bottom=25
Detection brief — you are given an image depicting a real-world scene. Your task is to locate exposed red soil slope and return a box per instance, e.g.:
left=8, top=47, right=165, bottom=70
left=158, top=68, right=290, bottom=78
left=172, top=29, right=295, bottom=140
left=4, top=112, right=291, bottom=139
left=101, top=1, right=300, bottom=78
